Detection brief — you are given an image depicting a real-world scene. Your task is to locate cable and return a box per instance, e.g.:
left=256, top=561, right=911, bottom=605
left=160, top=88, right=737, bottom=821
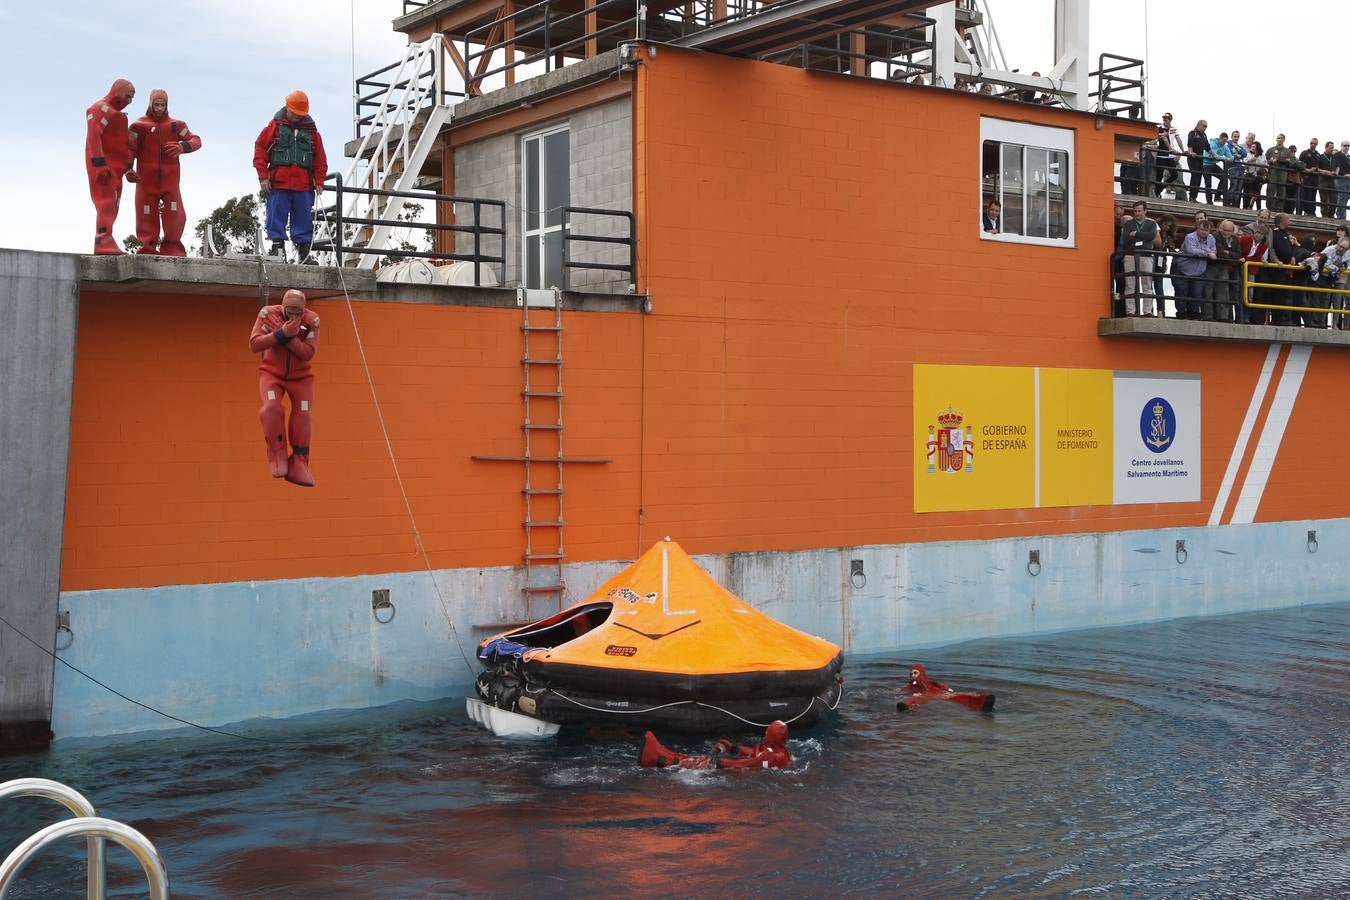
left=315, top=203, right=478, bottom=678
left=0, top=612, right=258, bottom=742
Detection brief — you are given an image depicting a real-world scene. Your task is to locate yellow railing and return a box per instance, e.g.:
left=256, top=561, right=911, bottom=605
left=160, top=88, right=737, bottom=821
left=1240, top=259, right=1350, bottom=317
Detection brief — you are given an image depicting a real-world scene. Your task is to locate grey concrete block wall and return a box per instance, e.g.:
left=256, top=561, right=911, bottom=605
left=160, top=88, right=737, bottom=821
left=0, top=249, right=79, bottom=750
left=453, top=96, right=633, bottom=293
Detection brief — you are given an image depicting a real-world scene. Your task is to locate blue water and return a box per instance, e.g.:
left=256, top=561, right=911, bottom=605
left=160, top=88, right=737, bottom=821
left=3, top=602, right=1349, bottom=897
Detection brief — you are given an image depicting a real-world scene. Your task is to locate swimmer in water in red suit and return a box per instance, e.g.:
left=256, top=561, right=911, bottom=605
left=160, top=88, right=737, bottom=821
left=639, top=720, right=792, bottom=770
left=897, top=664, right=995, bottom=713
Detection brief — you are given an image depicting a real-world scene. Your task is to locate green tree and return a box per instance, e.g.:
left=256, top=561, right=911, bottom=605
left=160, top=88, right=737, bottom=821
left=194, top=193, right=262, bottom=256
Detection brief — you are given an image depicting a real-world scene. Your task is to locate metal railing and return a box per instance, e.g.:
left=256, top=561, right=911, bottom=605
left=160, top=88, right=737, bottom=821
left=1108, top=248, right=1350, bottom=328
left=462, top=0, right=641, bottom=96
left=0, top=777, right=169, bottom=900
left=760, top=20, right=935, bottom=82
left=1115, top=150, right=1350, bottom=220
left=1090, top=53, right=1145, bottom=120
left=315, top=174, right=506, bottom=284
left=403, top=0, right=433, bottom=13
left=356, top=53, right=463, bottom=140
left=562, top=206, right=636, bottom=290
left=0, top=779, right=103, bottom=899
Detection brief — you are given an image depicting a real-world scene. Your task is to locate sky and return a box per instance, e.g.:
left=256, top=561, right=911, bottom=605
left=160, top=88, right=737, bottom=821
left=0, top=1, right=1338, bottom=254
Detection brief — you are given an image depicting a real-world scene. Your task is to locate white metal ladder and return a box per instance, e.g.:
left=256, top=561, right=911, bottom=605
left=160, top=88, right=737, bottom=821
left=0, top=778, right=168, bottom=899
left=318, top=34, right=455, bottom=269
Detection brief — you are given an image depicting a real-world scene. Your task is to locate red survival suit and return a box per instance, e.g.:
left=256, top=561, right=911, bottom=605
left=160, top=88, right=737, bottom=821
left=249, top=290, right=321, bottom=487
left=85, top=79, right=137, bottom=254
left=129, top=89, right=201, bottom=257
left=896, top=664, right=995, bottom=713
left=639, top=721, right=792, bottom=770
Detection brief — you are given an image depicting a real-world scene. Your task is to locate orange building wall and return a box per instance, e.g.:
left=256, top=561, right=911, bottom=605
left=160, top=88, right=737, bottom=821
left=61, top=50, right=1350, bottom=593
left=629, top=49, right=1350, bottom=550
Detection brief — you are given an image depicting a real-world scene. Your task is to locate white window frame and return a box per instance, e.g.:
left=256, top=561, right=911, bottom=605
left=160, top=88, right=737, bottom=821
left=521, top=123, right=571, bottom=290
left=979, top=117, right=1075, bottom=248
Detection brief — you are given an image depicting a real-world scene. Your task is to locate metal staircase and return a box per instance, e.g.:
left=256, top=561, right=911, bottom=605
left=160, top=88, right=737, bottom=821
left=520, top=290, right=567, bottom=618
left=317, top=35, right=455, bottom=268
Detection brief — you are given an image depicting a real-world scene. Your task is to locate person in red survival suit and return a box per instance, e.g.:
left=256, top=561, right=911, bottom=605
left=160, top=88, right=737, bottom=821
left=896, top=664, right=995, bottom=713
left=85, top=79, right=138, bottom=254
left=128, top=89, right=202, bottom=257
left=253, top=90, right=327, bottom=264
left=639, top=720, right=792, bottom=770
left=249, top=289, right=321, bottom=486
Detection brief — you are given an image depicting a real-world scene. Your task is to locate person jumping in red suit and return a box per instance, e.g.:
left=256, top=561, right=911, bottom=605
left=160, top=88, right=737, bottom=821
left=249, top=289, right=321, bottom=487
left=896, top=664, right=995, bottom=713
left=85, top=79, right=138, bottom=255
left=253, top=90, right=327, bottom=265
left=639, top=720, right=792, bottom=770
left=128, top=89, right=201, bottom=257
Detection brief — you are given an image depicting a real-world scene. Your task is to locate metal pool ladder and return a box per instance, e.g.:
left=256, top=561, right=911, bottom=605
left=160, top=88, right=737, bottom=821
left=0, top=778, right=169, bottom=899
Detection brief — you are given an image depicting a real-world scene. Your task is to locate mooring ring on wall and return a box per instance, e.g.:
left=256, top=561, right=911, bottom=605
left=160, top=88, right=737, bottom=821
left=1027, top=550, right=1041, bottom=577
left=372, top=589, right=396, bottom=625
left=1307, top=530, right=1319, bottom=554
left=1175, top=540, right=1188, bottom=565
left=54, top=624, right=74, bottom=652
left=850, top=572, right=867, bottom=590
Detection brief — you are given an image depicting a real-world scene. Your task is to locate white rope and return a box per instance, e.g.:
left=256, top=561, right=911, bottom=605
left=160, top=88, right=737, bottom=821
left=315, top=202, right=478, bottom=678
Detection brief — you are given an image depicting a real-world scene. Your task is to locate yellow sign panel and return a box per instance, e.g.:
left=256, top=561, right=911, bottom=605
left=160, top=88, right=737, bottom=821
left=1039, top=368, right=1113, bottom=508
left=913, top=365, right=1035, bottom=513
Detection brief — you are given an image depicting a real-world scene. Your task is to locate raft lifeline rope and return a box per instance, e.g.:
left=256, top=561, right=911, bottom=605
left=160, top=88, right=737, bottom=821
left=316, top=202, right=478, bottom=678
left=542, top=683, right=845, bottom=729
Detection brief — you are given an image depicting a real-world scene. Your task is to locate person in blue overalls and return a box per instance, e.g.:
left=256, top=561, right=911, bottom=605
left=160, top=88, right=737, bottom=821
left=253, top=90, right=327, bottom=264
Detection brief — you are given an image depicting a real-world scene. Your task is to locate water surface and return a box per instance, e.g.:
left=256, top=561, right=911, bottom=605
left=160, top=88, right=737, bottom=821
left=3, top=602, right=1349, bottom=897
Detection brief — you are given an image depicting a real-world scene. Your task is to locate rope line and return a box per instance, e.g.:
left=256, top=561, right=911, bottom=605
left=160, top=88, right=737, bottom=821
left=316, top=204, right=478, bottom=678
left=0, top=612, right=258, bottom=742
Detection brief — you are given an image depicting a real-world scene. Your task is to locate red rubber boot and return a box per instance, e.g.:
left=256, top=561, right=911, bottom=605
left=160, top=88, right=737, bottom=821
left=285, top=451, right=315, bottom=488
left=639, top=732, right=684, bottom=768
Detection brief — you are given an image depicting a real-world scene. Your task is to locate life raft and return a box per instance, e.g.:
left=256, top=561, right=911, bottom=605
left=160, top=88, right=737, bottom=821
left=474, top=538, right=844, bottom=733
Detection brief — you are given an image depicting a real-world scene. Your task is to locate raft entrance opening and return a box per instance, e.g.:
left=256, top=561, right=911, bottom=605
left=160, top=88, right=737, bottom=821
left=506, top=602, right=614, bottom=648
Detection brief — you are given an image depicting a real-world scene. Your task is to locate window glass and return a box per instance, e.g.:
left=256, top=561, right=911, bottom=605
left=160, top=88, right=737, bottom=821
left=981, top=133, right=1071, bottom=244
left=544, top=131, right=570, bottom=229
left=525, top=137, right=540, bottom=232
left=1001, top=143, right=1024, bottom=235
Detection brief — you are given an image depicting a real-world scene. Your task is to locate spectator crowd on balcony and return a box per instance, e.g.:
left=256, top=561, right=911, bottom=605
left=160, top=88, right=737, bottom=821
left=1113, top=200, right=1350, bottom=329
left=1120, top=113, right=1350, bottom=220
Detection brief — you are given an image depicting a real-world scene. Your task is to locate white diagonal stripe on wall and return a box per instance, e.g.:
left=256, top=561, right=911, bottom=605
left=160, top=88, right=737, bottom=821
left=1229, top=345, right=1313, bottom=525
left=1208, top=344, right=1282, bottom=526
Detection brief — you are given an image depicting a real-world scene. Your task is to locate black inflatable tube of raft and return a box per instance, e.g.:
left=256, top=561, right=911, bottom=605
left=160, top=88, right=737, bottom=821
left=519, top=651, right=844, bottom=701
left=536, top=679, right=843, bottom=734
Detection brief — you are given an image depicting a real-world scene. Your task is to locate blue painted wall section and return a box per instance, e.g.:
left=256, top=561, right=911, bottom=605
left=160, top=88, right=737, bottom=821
left=54, top=519, right=1348, bottom=739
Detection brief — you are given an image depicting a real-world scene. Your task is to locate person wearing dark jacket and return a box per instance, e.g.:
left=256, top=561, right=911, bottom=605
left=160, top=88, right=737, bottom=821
left=254, top=91, right=328, bottom=264
left=1270, top=214, right=1300, bottom=325
left=1187, top=120, right=1212, bottom=203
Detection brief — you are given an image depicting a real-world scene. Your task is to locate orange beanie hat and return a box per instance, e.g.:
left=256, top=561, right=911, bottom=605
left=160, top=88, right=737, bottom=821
left=285, top=90, right=309, bottom=117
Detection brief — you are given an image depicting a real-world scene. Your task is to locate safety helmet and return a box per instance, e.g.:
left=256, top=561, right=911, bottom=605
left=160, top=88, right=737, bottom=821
left=285, top=90, right=310, bottom=117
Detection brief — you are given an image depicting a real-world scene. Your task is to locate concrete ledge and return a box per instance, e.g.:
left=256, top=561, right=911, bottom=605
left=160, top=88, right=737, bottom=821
left=46, top=250, right=646, bottom=312
left=80, top=253, right=372, bottom=300
left=1098, top=315, right=1350, bottom=347
left=393, top=0, right=463, bottom=34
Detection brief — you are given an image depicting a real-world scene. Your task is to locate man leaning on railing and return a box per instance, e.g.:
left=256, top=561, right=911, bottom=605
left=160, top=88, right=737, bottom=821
left=1119, top=201, right=1162, bottom=317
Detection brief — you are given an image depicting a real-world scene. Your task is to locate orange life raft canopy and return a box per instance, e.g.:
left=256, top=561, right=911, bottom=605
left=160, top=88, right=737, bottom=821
left=475, top=539, right=844, bottom=733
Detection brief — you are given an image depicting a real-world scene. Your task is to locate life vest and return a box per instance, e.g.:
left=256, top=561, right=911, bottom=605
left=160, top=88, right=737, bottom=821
left=269, top=123, right=315, bottom=170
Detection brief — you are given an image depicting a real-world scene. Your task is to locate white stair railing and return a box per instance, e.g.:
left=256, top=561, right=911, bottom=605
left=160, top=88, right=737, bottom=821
left=319, top=35, right=457, bottom=269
